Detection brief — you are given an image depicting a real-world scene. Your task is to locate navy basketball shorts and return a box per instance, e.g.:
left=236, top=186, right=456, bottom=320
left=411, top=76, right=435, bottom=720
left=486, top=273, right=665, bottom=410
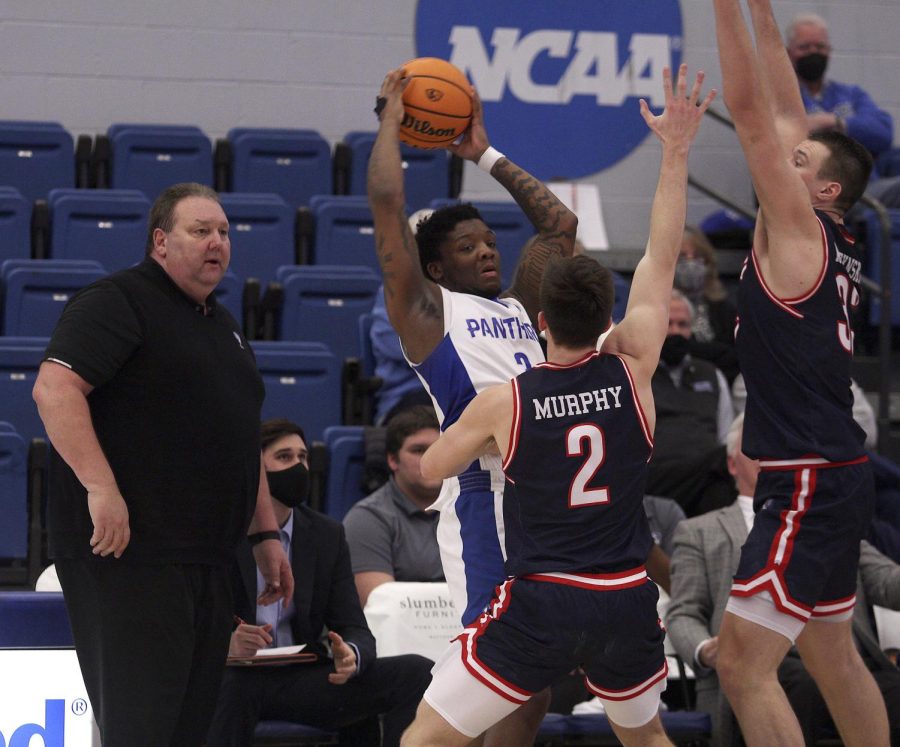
left=730, top=458, right=874, bottom=632
left=423, top=569, right=667, bottom=736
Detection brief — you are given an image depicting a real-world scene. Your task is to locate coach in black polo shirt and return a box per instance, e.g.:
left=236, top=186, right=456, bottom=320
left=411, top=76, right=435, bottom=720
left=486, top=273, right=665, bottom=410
left=32, top=183, right=293, bottom=747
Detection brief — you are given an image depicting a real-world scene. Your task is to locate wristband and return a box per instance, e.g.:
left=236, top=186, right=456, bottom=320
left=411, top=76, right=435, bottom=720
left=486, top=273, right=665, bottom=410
left=248, top=530, right=280, bottom=546
left=477, top=146, right=505, bottom=174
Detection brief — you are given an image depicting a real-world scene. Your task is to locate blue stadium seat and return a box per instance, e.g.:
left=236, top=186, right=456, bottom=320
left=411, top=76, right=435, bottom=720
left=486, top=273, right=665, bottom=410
left=107, top=124, right=213, bottom=200
left=429, top=198, right=534, bottom=288
left=47, top=188, right=150, bottom=272
left=0, top=337, right=48, bottom=444
left=0, top=187, right=32, bottom=263
left=212, top=270, right=242, bottom=323
left=228, top=128, right=332, bottom=209
left=0, top=427, right=27, bottom=561
left=308, top=195, right=377, bottom=270
left=864, top=208, right=900, bottom=326
left=1, top=259, right=107, bottom=336
left=322, top=426, right=365, bottom=520
left=0, top=121, right=74, bottom=202
left=342, top=131, right=450, bottom=212
left=219, top=193, right=294, bottom=286
left=537, top=711, right=711, bottom=745
left=0, top=592, right=74, bottom=647
left=276, top=265, right=380, bottom=362
left=251, top=341, right=341, bottom=443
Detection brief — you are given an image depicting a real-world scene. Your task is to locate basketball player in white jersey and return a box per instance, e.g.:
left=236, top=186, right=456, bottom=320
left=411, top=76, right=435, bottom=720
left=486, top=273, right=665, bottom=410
left=368, top=66, right=577, bottom=745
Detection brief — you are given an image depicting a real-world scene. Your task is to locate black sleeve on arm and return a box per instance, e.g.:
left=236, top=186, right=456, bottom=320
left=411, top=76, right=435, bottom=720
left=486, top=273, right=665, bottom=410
left=44, top=281, right=143, bottom=388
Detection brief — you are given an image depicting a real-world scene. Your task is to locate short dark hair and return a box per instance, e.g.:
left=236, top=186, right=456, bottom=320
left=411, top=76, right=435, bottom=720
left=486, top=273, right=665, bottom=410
left=385, top=405, right=439, bottom=456
left=260, top=418, right=307, bottom=452
left=145, top=182, right=221, bottom=255
left=810, top=131, right=873, bottom=213
left=415, top=203, right=484, bottom=280
left=540, top=255, right=614, bottom=348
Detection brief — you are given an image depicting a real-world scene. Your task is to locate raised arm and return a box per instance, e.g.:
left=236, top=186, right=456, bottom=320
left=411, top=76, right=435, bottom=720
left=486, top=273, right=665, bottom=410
left=448, top=91, right=577, bottom=324
left=747, top=0, right=808, bottom=153
left=713, top=0, right=823, bottom=292
left=367, top=67, right=445, bottom=362
left=603, top=66, right=714, bottom=387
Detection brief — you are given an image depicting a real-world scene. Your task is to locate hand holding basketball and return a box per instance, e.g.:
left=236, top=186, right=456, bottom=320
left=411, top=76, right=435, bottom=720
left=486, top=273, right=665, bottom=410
left=397, top=57, right=473, bottom=149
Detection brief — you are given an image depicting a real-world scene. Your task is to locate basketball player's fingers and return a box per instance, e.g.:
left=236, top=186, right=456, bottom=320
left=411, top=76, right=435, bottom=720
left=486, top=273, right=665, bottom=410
left=114, top=525, right=131, bottom=558
left=470, top=87, right=484, bottom=121
left=688, top=70, right=705, bottom=105
left=698, top=88, right=718, bottom=115
left=661, top=66, right=673, bottom=102
left=638, top=98, right=654, bottom=127
left=676, top=63, right=688, bottom=101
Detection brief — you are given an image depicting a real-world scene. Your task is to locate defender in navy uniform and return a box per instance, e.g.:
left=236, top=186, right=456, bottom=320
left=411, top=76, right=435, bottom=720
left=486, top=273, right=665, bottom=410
left=711, top=2, right=885, bottom=746
left=399, top=65, right=715, bottom=747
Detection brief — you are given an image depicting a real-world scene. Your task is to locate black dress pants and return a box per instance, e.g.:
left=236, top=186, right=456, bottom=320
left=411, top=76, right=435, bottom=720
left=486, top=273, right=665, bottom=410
left=56, top=559, right=233, bottom=747
left=206, top=653, right=433, bottom=747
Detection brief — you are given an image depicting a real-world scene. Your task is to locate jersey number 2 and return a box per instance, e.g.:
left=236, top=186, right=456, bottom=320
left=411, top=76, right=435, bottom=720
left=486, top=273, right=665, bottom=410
left=566, top=424, right=610, bottom=508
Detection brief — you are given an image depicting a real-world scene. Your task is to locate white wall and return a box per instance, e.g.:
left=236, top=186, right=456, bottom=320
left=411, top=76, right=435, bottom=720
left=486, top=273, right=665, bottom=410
left=0, top=0, right=897, bottom=248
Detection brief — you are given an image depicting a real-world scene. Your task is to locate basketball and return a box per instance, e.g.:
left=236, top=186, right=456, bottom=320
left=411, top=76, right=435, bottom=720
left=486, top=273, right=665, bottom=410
left=399, top=57, right=472, bottom=149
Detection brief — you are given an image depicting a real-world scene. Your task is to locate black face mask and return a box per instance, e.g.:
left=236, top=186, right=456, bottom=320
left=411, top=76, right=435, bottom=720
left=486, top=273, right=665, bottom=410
left=266, top=463, right=310, bottom=508
left=660, top=334, right=690, bottom=366
left=795, top=53, right=828, bottom=83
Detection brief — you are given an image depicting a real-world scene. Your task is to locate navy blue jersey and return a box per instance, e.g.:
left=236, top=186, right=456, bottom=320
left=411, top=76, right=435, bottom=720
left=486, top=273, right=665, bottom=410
left=737, top=211, right=866, bottom=461
left=502, top=352, right=654, bottom=576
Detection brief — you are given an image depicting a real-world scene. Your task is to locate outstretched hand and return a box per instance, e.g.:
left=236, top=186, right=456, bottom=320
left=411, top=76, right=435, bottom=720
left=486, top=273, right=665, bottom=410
left=447, top=88, right=490, bottom=162
left=640, top=64, right=716, bottom=152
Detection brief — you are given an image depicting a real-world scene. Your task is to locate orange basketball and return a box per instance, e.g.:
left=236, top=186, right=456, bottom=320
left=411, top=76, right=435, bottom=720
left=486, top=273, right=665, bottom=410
left=399, top=57, right=473, bottom=149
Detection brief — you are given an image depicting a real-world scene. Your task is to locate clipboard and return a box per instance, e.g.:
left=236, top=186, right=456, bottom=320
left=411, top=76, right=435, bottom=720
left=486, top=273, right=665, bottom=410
left=227, top=644, right=318, bottom=667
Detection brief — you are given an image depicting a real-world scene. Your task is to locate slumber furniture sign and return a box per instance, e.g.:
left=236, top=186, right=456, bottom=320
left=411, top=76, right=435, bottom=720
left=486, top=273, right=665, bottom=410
left=415, top=0, right=684, bottom=178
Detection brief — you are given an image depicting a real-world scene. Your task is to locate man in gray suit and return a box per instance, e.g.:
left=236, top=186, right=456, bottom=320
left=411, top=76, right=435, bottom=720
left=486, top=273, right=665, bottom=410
left=666, top=412, right=900, bottom=745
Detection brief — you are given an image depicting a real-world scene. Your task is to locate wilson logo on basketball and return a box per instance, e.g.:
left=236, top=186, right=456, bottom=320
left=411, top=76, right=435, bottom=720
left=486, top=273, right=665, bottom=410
left=425, top=88, right=444, bottom=101
left=401, top=113, right=456, bottom=138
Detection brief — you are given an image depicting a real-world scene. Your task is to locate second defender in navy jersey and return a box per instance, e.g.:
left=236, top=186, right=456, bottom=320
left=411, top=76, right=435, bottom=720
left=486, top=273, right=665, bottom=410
left=400, top=65, right=715, bottom=747
left=712, top=2, right=886, bottom=745
left=737, top=209, right=866, bottom=462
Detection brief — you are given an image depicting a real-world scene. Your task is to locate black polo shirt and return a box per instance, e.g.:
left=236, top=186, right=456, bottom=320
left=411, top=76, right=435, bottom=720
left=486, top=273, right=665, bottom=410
left=45, top=258, right=264, bottom=565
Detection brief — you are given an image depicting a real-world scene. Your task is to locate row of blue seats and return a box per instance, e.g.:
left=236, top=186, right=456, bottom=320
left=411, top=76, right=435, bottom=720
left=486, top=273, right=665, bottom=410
left=0, top=261, right=383, bottom=360
left=0, top=187, right=534, bottom=287
left=0, top=121, right=460, bottom=212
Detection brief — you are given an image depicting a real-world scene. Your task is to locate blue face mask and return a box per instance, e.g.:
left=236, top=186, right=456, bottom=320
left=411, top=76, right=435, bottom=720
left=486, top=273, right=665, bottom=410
left=265, top=463, right=309, bottom=508
left=675, top=258, right=707, bottom=294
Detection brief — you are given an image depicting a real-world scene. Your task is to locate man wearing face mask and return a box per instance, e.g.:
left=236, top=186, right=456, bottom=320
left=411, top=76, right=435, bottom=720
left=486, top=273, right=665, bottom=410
left=206, top=418, right=433, bottom=747
left=674, top=226, right=739, bottom=384
left=786, top=12, right=894, bottom=159
left=645, top=291, right=736, bottom=516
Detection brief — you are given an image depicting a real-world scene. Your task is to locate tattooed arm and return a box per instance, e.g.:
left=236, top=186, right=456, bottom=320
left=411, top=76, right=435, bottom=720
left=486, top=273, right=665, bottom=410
left=367, top=68, right=444, bottom=364
left=448, top=91, right=577, bottom=325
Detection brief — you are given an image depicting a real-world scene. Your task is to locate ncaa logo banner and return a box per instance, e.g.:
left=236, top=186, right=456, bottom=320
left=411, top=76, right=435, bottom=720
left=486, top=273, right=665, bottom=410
left=415, top=0, right=683, bottom=179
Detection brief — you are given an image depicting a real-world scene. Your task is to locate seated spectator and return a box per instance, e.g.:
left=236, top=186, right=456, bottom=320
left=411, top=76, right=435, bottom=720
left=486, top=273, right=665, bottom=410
left=666, top=413, right=900, bottom=746
left=344, top=406, right=444, bottom=607
left=207, top=418, right=432, bottom=747
left=785, top=12, right=894, bottom=158
left=676, top=226, right=739, bottom=383
left=645, top=290, right=736, bottom=515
